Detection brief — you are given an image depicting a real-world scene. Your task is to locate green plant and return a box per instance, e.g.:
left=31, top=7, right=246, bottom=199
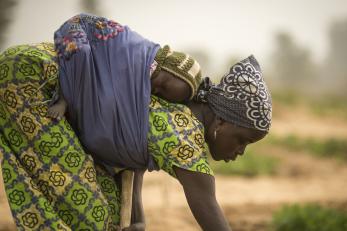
left=269, top=135, right=347, bottom=161
left=210, top=151, right=279, bottom=177
left=310, top=97, right=347, bottom=118
left=271, top=204, right=347, bottom=231
left=271, top=91, right=301, bottom=106
left=272, top=90, right=347, bottom=118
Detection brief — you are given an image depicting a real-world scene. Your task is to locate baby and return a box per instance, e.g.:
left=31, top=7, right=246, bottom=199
left=48, top=45, right=202, bottom=119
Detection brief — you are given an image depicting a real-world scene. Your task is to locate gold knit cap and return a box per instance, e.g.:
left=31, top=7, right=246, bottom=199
left=153, top=45, right=202, bottom=99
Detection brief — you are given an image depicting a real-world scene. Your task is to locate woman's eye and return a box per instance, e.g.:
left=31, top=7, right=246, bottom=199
left=239, top=138, right=250, bottom=146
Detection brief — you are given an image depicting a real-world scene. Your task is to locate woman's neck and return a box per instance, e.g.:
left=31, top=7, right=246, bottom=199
left=186, top=101, right=215, bottom=132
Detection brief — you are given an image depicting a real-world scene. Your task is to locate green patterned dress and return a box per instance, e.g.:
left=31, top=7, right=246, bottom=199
left=0, top=43, right=212, bottom=230
left=148, top=95, right=213, bottom=177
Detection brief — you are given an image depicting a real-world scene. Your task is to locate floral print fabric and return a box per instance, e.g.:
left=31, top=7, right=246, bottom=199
left=0, top=43, right=120, bottom=230
left=54, top=13, right=124, bottom=59
left=148, top=95, right=213, bottom=177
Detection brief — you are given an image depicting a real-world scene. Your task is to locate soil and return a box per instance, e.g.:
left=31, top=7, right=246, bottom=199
left=140, top=147, right=347, bottom=231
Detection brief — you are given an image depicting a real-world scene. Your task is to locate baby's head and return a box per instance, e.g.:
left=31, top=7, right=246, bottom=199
left=151, top=45, right=202, bottom=101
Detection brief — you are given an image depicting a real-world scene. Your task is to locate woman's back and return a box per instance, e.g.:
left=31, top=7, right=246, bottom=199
left=55, top=14, right=160, bottom=169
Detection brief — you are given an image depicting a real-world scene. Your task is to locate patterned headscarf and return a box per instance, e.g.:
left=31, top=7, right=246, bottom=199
left=196, top=55, right=272, bottom=131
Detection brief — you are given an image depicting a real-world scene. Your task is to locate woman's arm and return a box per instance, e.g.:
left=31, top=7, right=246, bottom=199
left=174, top=167, right=232, bottom=231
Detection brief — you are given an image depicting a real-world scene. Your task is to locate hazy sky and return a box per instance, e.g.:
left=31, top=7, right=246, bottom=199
left=4, top=0, right=347, bottom=76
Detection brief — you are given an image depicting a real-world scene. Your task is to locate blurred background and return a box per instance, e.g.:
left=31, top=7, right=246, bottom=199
left=1, top=0, right=347, bottom=230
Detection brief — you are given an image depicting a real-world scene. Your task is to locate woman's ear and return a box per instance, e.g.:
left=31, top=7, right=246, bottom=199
left=215, top=116, right=226, bottom=130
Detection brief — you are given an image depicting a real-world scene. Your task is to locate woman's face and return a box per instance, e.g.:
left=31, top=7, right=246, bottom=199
left=206, top=118, right=267, bottom=162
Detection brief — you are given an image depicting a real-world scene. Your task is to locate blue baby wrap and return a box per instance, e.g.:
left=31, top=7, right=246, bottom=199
left=54, top=14, right=160, bottom=170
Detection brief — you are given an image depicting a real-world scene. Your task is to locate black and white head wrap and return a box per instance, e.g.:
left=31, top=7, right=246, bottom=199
left=196, top=55, right=272, bottom=131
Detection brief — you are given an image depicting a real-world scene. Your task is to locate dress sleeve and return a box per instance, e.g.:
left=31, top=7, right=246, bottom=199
left=147, top=96, right=213, bottom=178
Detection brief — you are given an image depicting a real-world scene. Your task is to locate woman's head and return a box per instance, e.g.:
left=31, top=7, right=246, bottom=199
left=205, top=117, right=267, bottom=162
left=198, top=55, right=272, bottom=161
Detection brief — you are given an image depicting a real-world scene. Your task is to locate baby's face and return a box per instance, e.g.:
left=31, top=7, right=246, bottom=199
left=151, top=70, right=191, bottom=103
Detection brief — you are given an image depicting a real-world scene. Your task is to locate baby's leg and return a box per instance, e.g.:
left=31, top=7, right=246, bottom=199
left=47, top=90, right=67, bottom=120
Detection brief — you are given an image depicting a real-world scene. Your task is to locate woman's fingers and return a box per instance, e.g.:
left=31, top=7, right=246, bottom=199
left=122, top=223, right=145, bottom=231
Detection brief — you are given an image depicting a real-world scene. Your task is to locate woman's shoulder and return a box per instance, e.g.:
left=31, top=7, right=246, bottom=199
left=148, top=95, right=213, bottom=177
left=149, top=95, right=202, bottom=125
left=148, top=95, right=204, bottom=138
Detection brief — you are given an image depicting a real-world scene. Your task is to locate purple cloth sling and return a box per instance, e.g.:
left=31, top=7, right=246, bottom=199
left=54, top=13, right=159, bottom=170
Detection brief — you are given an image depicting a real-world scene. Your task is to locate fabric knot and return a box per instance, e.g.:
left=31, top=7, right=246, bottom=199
left=195, top=77, right=213, bottom=103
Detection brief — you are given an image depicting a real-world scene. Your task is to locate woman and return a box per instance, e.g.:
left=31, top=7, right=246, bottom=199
left=0, top=45, right=271, bottom=231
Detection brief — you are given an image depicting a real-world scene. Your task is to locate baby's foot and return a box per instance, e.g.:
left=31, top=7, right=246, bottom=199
left=47, top=101, right=66, bottom=120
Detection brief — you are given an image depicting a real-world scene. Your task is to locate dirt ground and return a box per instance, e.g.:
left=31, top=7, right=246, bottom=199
left=1, top=107, right=347, bottom=230
left=140, top=145, right=347, bottom=231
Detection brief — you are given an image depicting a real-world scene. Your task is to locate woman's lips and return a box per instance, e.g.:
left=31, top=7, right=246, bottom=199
left=224, top=153, right=238, bottom=162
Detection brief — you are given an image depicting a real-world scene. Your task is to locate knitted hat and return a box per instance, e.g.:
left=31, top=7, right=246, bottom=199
left=153, top=45, right=202, bottom=99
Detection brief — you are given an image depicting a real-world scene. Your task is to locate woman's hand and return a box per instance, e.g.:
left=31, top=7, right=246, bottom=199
left=122, top=222, right=145, bottom=231
left=174, top=166, right=232, bottom=231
